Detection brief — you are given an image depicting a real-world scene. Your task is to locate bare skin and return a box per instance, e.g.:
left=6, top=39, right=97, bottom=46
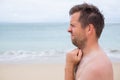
left=65, top=12, right=113, bottom=80
left=65, top=49, right=82, bottom=80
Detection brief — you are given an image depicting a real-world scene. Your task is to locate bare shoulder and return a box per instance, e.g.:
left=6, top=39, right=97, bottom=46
left=76, top=52, right=113, bottom=80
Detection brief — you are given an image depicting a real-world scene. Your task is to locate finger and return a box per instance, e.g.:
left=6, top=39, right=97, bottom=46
left=77, top=49, right=81, bottom=56
left=72, top=48, right=78, bottom=52
left=78, top=50, right=82, bottom=57
left=77, top=50, right=79, bottom=56
left=72, top=48, right=79, bottom=55
left=77, top=50, right=82, bottom=60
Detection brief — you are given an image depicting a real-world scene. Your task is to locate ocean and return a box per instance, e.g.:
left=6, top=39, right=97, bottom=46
left=0, top=23, right=120, bottom=63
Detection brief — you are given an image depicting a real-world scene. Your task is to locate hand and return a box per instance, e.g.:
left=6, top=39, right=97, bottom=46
left=66, top=49, right=82, bottom=68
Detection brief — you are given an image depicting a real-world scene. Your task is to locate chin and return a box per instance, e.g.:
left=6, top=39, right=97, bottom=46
left=72, top=41, right=77, bottom=47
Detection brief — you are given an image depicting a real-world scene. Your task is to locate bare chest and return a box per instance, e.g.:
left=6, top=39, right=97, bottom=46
left=75, top=61, right=87, bottom=79
left=75, top=55, right=96, bottom=79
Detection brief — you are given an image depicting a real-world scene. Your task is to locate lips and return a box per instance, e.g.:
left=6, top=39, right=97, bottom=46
left=71, top=34, right=74, bottom=37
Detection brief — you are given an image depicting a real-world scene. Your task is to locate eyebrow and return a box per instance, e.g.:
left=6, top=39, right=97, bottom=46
left=70, top=22, right=77, bottom=27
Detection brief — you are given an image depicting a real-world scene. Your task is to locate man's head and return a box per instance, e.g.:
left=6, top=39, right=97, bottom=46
left=68, top=3, right=104, bottom=49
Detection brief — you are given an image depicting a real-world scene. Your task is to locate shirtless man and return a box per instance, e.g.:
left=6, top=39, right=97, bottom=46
left=65, top=3, right=113, bottom=80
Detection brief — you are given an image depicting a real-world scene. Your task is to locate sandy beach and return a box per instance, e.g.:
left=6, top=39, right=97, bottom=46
left=0, top=63, right=65, bottom=80
left=113, top=62, right=120, bottom=80
left=0, top=62, right=119, bottom=80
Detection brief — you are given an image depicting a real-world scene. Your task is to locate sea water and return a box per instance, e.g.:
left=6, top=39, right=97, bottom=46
left=0, top=23, right=120, bottom=63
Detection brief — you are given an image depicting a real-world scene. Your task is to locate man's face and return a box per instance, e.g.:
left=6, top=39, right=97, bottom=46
left=68, top=12, right=87, bottom=49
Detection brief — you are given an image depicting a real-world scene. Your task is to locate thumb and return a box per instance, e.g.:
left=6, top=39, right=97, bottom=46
left=77, top=50, right=82, bottom=60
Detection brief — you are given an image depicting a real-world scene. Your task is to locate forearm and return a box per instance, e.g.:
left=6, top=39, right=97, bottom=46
left=65, top=65, right=75, bottom=80
left=65, top=49, right=82, bottom=80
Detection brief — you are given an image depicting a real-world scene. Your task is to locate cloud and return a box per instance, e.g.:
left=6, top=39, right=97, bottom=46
left=0, top=0, right=74, bottom=22
left=0, top=0, right=120, bottom=23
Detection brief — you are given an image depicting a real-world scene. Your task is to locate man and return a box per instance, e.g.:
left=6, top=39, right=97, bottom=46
left=65, top=3, right=113, bottom=80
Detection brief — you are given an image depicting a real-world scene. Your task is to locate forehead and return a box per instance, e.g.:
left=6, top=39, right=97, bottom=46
left=70, top=12, right=81, bottom=24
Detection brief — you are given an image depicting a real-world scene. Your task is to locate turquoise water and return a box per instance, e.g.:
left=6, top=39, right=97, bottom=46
left=100, top=23, right=120, bottom=50
left=0, top=23, right=73, bottom=51
left=0, top=23, right=120, bottom=63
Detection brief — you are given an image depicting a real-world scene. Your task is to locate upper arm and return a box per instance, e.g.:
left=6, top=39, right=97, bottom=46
left=76, top=55, right=113, bottom=80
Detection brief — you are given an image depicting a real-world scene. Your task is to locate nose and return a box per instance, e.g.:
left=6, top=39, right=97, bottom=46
left=68, top=26, right=72, bottom=33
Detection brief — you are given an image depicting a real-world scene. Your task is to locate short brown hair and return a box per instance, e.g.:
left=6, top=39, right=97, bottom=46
left=69, top=3, right=104, bottom=38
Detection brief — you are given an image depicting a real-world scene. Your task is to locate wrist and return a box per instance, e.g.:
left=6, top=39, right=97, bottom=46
left=65, top=63, right=75, bottom=70
left=65, top=65, right=74, bottom=73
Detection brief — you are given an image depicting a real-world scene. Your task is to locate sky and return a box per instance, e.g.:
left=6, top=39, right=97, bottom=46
left=0, top=0, right=120, bottom=23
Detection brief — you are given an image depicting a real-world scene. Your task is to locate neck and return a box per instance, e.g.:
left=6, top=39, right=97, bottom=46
left=81, top=40, right=100, bottom=57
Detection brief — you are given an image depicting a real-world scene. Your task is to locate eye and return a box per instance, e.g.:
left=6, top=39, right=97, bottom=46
left=70, top=24, right=75, bottom=27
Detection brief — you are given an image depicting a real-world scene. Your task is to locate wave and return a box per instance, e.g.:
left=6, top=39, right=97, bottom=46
left=1, top=50, right=64, bottom=56
left=104, top=49, right=120, bottom=62
left=0, top=49, right=120, bottom=63
left=0, top=50, right=68, bottom=63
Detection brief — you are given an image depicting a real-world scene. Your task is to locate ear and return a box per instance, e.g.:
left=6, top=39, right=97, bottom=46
left=86, top=24, right=94, bottom=36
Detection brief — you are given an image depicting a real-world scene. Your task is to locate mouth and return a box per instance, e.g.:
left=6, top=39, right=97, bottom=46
left=70, top=34, right=74, bottom=36
left=71, top=34, right=75, bottom=37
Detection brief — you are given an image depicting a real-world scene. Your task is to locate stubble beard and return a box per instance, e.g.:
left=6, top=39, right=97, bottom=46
left=72, top=36, right=87, bottom=50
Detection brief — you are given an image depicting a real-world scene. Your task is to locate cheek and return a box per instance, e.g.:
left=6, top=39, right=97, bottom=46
left=71, top=28, right=76, bottom=35
left=76, top=29, right=82, bottom=36
left=77, top=30, right=86, bottom=38
left=74, top=28, right=80, bottom=34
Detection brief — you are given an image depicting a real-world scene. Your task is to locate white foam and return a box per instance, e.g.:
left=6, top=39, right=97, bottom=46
left=0, top=50, right=67, bottom=63
left=0, top=49, right=120, bottom=63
